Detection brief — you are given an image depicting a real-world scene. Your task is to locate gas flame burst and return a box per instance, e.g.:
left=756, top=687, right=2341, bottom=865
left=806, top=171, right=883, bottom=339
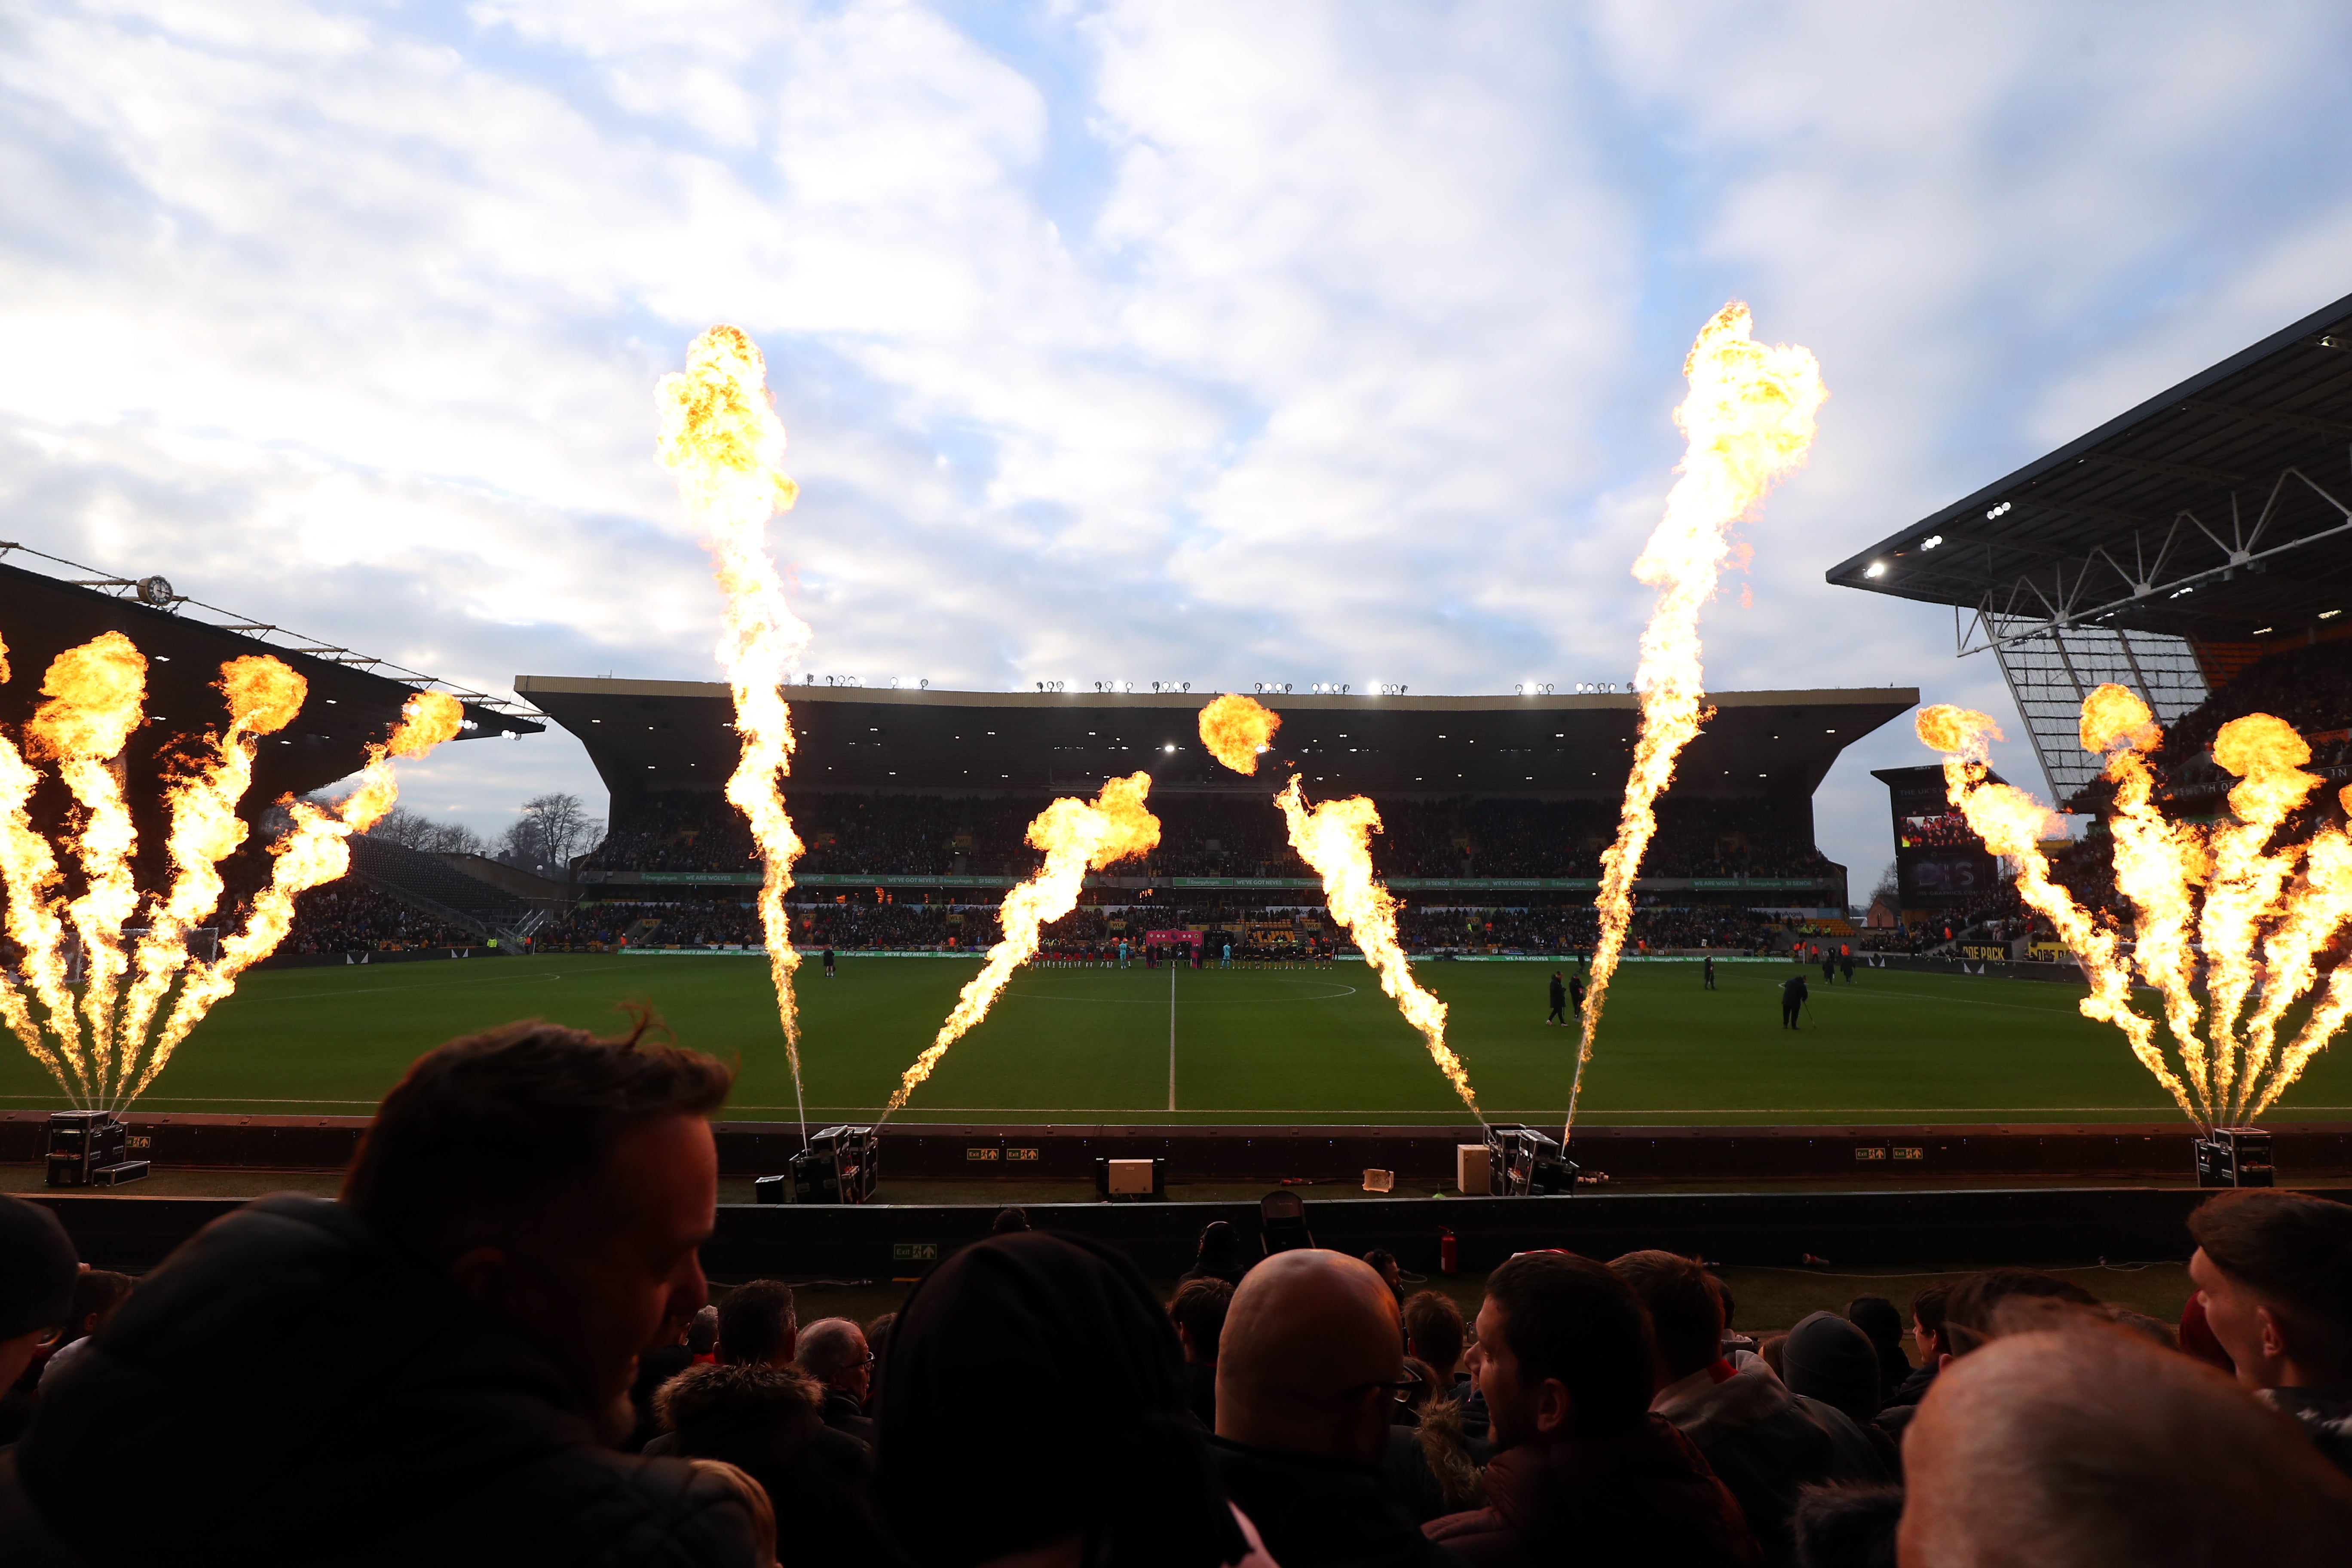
left=1274, top=776, right=1482, bottom=1120
left=0, top=628, right=460, bottom=1109
left=139, top=689, right=463, bottom=1103
left=656, top=326, right=815, bottom=1135
left=1566, top=303, right=1827, bottom=1139
left=1198, top=693, right=1280, bottom=773
left=1918, top=689, right=2352, bottom=1127
left=883, top=775, right=1159, bottom=1117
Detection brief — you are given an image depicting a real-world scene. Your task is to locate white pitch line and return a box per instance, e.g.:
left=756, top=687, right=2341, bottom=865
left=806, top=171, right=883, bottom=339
left=1168, top=959, right=1178, bottom=1112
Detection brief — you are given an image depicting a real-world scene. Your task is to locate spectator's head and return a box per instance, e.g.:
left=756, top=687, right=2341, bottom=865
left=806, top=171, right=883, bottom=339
left=1610, top=1249, right=1722, bottom=1387
left=58, top=1268, right=131, bottom=1349
left=659, top=1360, right=822, bottom=1476
left=1846, top=1294, right=1903, bottom=1357
left=796, top=1317, right=871, bottom=1401
left=717, top=1279, right=797, bottom=1368
left=1940, top=1268, right=2097, bottom=1359
left=682, top=1303, right=719, bottom=1357
left=1192, top=1220, right=1243, bottom=1279
left=1713, top=1276, right=1740, bottom=1334
left=2188, top=1188, right=2352, bottom=1392
left=339, top=1014, right=731, bottom=1434
left=1361, top=1247, right=1403, bottom=1298
left=1911, top=1282, right=1951, bottom=1363
left=1475, top=1251, right=1655, bottom=1452
left=1899, top=1320, right=2352, bottom=1567
left=878, top=1231, right=1245, bottom=1568
left=686, top=1458, right=778, bottom=1567
left=1401, top=1289, right=1467, bottom=1377
left=1783, top=1311, right=1884, bottom=1424
left=991, top=1205, right=1030, bottom=1235
left=1169, top=1277, right=1234, bottom=1367
left=0, top=1194, right=77, bottom=1388
left=1793, top=1482, right=1904, bottom=1568
left=1217, top=1249, right=1403, bottom=1465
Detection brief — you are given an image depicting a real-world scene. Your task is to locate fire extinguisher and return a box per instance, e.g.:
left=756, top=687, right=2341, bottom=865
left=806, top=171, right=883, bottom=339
left=1439, top=1228, right=1458, bottom=1276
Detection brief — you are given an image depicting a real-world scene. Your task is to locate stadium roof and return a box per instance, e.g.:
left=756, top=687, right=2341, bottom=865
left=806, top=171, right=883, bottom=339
left=517, top=676, right=1917, bottom=802
left=0, top=549, right=542, bottom=810
left=1827, top=288, right=2352, bottom=650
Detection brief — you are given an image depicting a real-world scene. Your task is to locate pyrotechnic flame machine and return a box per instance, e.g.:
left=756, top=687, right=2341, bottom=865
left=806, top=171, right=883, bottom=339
left=1918, top=686, right=2352, bottom=1147
left=0, top=628, right=463, bottom=1155
left=1567, top=303, right=1828, bottom=1147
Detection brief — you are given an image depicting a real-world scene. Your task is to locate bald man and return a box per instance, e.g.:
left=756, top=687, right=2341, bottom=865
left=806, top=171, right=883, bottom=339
left=1210, top=1250, right=1455, bottom=1568
left=1899, top=1321, right=2352, bottom=1567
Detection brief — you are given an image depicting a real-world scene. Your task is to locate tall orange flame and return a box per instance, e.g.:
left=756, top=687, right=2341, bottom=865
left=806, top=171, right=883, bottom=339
left=883, top=775, right=1159, bottom=1116
left=1567, top=303, right=1826, bottom=1140
left=1916, top=693, right=2352, bottom=1127
left=1275, top=775, right=1482, bottom=1120
left=136, top=689, right=464, bottom=1102
left=1198, top=693, right=1280, bottom=774
left=656, top=325, right=814, bottom=1134
left=0, top=627, right=458, bottom=1110
left=116, top=656, right=307, bottom=1086
left=26, top=634, right=147, bottom=1092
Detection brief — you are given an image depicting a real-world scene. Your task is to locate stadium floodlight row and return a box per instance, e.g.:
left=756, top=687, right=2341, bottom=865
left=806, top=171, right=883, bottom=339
left=518, top=675, right=1916, bottom=905
left=1828, top=288, right=2352, bottom=800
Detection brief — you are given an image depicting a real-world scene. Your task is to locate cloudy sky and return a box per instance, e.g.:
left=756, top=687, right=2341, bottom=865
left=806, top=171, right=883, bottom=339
left=6, top=0, right=2352, bottom=895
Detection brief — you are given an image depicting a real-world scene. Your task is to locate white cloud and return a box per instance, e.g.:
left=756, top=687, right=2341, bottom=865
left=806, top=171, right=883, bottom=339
left=2, top=0, right=2350, bottom=892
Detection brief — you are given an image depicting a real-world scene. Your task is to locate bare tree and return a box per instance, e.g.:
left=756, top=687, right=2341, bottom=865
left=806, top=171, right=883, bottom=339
left=366, top=807, right=487, bottom=858
left=1872, top=861, right=1902, bottom=906
left=497, top=793, right=603, bottom=878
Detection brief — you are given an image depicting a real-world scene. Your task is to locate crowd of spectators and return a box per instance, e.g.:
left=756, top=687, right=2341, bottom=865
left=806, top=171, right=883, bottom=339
left=276, top=883, right=478, bottom=954
left=5, top=1020, right=2350, bottom=1565
left=539, top=896, right=1787, bottom=956
left=580, top=790, right=1839, bottom=886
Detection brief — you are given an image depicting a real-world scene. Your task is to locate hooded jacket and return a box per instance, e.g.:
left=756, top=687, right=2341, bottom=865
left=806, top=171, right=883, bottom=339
left=1651, top=1360, right=1889, bottom=1568
left=3, top=1194, right=758, bottom=1568
left=1422, top=1414, right=1761, bottom=1568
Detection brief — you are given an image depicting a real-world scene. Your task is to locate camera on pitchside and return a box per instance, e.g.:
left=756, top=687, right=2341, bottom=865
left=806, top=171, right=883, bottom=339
left=753, top=1125, right=878, bottom=1204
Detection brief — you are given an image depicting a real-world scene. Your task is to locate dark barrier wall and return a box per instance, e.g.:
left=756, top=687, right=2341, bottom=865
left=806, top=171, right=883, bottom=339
left=9, top=1110, right=2349, bottom=1185
left=32, top=1185, right=2352, bottom=1278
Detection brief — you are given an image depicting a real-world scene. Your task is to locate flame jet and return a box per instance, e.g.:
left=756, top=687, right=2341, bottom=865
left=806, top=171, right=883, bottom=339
left=884, top=775, right=1160, bottom=1117
left=0, top=634, right=81, bottom=1098
left=136, top=690, right=464, bottom=1102
left=1917, top=704, right=2198, bottom=1120
left=2199, top=715, right=2320, bottom=1115
left=1274, top=775, right=1483, bottom=1120
left=2081, top=685, right=2212, bottom=1118
left=26, top=634, right=147, bottom=1091
left=1198, top=693, right=1280, bottom=773
left=115, top=656, right=306, bottom=1090
left=656, top=327, right=815, bottom=1134
left=1566, top=305, right=1827, bottom=1140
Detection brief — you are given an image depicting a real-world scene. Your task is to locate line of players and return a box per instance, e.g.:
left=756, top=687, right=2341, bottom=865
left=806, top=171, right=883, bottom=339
left=1027, top=936, right=1341, bottom=969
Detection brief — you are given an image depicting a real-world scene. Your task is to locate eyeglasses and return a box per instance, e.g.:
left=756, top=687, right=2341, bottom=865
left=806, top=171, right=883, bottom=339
left=1340, top=1369, right=1425, bottom=1405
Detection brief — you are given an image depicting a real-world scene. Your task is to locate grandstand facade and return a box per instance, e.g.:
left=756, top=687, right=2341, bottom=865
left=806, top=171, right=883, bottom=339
left=1829, top=288, right=2352, bottom=804
left=519, top=677, right=1914, bottom=954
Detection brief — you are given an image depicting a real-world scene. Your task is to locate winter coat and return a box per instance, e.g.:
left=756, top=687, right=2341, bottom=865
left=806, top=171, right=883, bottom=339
left=1651, top=1360, right=1890, bottom=1568
left=1, top=1194, right=759, bottom=1568
left=1210, top=1437, right=1462, bottom=1568
left=1422, top=1415, right=1762, bottom=1568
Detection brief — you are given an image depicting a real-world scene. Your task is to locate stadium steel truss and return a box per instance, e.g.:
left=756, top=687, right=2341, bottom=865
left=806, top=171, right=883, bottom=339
left=1829, top=288, right=2352, bottom=803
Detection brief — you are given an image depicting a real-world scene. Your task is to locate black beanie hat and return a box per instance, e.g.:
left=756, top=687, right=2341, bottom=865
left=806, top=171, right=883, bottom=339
left=878, top=1231, right=1248, bottom=1568
left=0, top=1194, right=78, bottom=1340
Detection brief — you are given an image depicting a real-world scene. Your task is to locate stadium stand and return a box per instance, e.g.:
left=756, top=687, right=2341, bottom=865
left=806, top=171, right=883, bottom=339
left=344, top=835, right=548, bottom=949
left=525, top=677, right=1896, bottom=953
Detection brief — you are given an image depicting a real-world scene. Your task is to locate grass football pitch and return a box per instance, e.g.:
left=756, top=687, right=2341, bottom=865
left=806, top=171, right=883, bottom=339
left=6, top=954, right=2351, bottom=1126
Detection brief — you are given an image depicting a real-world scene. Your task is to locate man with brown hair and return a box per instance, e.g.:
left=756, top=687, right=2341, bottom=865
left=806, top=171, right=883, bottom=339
left=1611, top=1250, right=1881, bottom=1568
left=2189, top=1188, right=2352, bottom=1476
left=1427, top=1251, right=1760, bottom=1567
left=1169, top=1276, right=1235, bottom=1429
left=5, top=1016, right=763, bottom=1566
